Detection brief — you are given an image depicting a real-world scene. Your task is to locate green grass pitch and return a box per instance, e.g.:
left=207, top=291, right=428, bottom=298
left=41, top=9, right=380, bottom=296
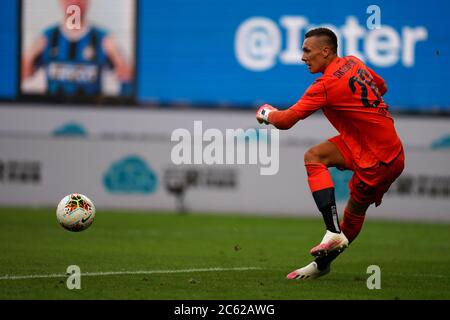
left=0, top=207, right=449, bottom=300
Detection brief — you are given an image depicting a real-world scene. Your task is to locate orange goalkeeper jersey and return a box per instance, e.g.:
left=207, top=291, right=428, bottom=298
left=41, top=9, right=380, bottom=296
left=290, top=56, right=403, bottom=168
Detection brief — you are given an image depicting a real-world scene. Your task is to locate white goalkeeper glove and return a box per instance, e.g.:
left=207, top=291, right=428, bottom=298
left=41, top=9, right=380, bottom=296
left=256, top=104, right=278, bottom=125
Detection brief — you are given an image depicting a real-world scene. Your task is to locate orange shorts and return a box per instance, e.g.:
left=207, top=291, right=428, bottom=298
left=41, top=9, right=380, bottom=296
left=329, top=135, right=405, bottom=206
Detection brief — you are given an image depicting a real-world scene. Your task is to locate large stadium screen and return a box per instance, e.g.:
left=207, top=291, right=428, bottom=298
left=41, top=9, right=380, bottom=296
left=0, top=0, right=448, bottom=112
left=137, top=0, right=450, bottom=112
left=20, top=0, right=137, bottom=103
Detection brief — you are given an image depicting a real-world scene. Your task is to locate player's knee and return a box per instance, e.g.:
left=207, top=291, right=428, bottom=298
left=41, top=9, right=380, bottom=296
left=304, top=146, right=327, bottom=164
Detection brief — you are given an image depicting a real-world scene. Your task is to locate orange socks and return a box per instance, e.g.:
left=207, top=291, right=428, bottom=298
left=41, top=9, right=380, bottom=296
left=340, top=209, right=366, bottom=244
left=305, top=162, right=366, bottom=240
left=305, top=162, right=341, bottom=233
left=305, top=162, right=334, bottom=192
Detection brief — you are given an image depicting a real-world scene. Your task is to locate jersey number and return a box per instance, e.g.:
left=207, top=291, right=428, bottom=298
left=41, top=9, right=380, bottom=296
left=349, top=69, right=382, bottom=108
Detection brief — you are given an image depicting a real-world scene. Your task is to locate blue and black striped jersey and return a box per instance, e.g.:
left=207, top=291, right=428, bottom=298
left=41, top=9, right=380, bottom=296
left=35, top=24, right=113, bottom=96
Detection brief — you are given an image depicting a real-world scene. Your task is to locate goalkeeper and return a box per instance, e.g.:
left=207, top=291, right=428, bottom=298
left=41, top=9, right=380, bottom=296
left=256, top=28, right=405, bottom=280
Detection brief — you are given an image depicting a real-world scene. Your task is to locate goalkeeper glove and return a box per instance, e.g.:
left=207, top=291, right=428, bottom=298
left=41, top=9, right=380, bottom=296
left=256, top=104, right=278, bottom=125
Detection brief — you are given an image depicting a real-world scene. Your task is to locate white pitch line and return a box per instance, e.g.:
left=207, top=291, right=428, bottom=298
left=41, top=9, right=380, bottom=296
left=337, top=271, right=450, bottom=279
left=0, top=267, right=262, bottom=281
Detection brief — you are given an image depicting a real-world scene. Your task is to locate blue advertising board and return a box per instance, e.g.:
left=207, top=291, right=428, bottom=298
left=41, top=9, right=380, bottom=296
left=137, top=0, right=450, bottom=111
left=0, top=1, right=448, bottom=111
left=0, top=1, right=18, bottom=99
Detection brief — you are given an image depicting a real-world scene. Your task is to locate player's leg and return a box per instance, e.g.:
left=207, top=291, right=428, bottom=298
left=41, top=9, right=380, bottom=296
left=287, top=137, right=352, bottom=280
left=288, top=197, right=370, bottom=280
left=288, top=148, right=405, bottom=280
left=340, top=197, right=369, bottom=244
left=304, top=140, right=349, bottom=256
left=315, top=197, right=369, bottom=270
left=312, top=149, right=404, bottom=272
left=304, top=140, right=345, bottom=235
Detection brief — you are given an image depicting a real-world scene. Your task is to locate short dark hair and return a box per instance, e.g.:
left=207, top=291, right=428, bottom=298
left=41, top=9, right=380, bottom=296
left=305, top=27, right=338, bottom=54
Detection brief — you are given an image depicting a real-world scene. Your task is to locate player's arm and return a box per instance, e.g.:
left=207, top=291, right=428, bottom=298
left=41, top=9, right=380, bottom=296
left=256, top=82, right=326, bottom=130
left=256, top=106, right=310, bottom=130
left=367, top=66, right=387, bottom=96
left=102, top=35, right=133, bottom=82
left=21, top=35, right=47, bottom=80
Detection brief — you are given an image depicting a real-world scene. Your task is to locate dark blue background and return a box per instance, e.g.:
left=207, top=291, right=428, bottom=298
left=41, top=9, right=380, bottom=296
left=137, top=0, right=449, bottom=111
left=0, top=1, right=18, bottom=99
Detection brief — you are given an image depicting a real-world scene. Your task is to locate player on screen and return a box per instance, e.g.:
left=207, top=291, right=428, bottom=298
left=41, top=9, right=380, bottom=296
left=21, top=0, right=133, bottom=97
left=256, top=28, right=405, bottom=280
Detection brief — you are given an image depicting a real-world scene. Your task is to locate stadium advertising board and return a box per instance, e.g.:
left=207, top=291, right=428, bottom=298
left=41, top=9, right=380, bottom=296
left=0, top=0, right=448, bottom=112
left=137, top=0, right=449, bottom=111
left=0, top=1, right=18, bottom=99
left=0, top=106, right=448, bottom=221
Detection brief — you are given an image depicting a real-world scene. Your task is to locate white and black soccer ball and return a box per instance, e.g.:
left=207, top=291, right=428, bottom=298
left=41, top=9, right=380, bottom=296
left=56, top=193, right=96, bottom=232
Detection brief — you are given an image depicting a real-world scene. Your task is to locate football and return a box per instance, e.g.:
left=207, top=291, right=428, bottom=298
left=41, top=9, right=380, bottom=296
left=56, top=193, right=96, bottom=232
